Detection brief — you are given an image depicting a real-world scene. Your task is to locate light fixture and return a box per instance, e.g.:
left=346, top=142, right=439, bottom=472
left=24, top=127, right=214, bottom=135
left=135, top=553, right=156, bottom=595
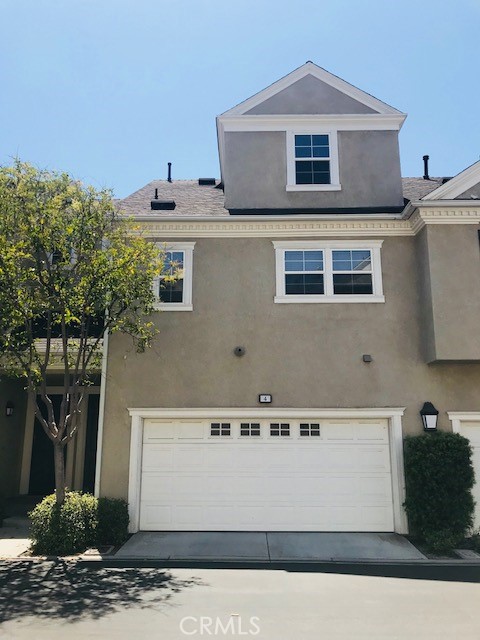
left=420, top=401, right=438, bottom=431
left=5, top=401, right=14, bottom=418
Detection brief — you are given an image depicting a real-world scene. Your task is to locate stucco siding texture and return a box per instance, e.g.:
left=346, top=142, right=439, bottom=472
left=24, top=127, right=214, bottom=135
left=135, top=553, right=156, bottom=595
left=100, top=236, right=480, bottom=499
left=423, top=225, right=480, bottom=361
left=0, top=379, right=27, bottom=497
left=223, top=130, right=404, bottom=210
left=245, top=75, right=378, bottom=115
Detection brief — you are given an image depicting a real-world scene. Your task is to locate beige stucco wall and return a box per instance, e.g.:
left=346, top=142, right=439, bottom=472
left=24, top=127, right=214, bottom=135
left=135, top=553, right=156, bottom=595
left=0, top=379, right=27, bottom=497
left=99, top=232, right=480, bottom=499
left=417, top=225, right=480, bottom=361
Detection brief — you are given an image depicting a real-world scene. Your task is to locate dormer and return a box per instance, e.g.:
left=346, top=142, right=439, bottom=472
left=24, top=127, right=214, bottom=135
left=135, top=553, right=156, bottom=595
left=217, top=62, right=407, bottom=214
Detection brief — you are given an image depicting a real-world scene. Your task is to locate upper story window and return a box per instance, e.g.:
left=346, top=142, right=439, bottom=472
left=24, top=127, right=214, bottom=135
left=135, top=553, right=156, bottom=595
left=294, top=135, right=330, bottom=185
left=153, top=242, right=195, bottom=311
left=273, top=240, right=384, bottom=304
left=286, top=130, right=340, bottom=192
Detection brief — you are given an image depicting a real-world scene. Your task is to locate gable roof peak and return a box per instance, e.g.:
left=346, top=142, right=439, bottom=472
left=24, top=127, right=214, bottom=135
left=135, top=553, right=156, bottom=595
left=220, top=61, right=405, bottom=117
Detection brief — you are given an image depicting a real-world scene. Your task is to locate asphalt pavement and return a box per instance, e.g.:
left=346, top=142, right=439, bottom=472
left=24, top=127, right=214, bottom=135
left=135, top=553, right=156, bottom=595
left=1, top=560, right=480, bottom=639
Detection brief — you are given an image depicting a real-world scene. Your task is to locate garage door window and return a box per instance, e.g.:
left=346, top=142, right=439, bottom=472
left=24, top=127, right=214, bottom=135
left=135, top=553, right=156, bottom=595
left=210, top=423, right=231, bottom=436
left=270, top=423, right=290, bottom=437
left=240, top=423, right=261, bottom=437
left=300, top=423, right=320, bottom=437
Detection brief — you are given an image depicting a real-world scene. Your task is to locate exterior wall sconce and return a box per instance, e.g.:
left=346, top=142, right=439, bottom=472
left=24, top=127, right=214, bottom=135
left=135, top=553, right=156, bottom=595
left=420, top=401, right=438, bottom=431
left=5, top=401, right=14, bottom=418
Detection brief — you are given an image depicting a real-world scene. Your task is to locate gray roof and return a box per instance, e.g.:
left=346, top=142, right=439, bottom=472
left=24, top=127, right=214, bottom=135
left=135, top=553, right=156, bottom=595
left=117, top=180, right=228, bottom=217
left=401, top=177, right=444, bottom=201
left=117, top=177, right=444, bottom=217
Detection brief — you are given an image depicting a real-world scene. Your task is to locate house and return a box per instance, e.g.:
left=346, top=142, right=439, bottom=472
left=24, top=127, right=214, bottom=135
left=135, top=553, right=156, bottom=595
left=3, top=62, right=480, bottom=534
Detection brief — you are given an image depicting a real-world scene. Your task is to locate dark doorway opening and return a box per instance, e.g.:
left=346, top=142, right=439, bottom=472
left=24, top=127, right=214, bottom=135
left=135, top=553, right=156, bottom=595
left=28, top=394, right=100, bottom=496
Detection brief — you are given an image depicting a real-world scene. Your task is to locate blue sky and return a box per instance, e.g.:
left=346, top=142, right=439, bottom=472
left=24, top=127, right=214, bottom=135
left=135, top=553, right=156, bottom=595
left=1, top=0, right=479, bottom=197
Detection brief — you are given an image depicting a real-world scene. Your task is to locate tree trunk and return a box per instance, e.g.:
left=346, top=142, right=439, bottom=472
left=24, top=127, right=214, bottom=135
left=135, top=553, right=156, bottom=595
left=53, top=442, right=66, bottom=505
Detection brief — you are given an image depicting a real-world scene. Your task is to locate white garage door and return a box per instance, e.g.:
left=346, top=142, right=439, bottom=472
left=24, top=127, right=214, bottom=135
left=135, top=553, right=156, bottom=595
left=456, top=421, right=480, bottom=530
left=139, top=418, right=394, bottom=531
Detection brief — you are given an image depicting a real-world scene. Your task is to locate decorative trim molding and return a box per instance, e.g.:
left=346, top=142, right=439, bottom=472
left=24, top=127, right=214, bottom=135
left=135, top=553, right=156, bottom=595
left=272, top=239, right=384, bottom=248
left=220, top=114, right=406, bottom=132
left=127, top=407, right=406, bottom=419
left=132, top=218, right=415, bottom=238
left=410, top=208, right=480, bottom=233
left=126, top=207, right=480, bottom=240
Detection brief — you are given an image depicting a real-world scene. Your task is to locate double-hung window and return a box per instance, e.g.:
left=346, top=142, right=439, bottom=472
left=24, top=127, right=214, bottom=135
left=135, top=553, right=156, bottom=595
left=153, top=242, right=195, bottom=311
left=286, top=130, right=340, bottom=192
left=273, top=241, right=384, bottom=303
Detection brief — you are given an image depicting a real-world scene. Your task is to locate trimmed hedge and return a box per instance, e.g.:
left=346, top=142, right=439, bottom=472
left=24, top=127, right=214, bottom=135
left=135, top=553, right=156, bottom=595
left=97, top=497, right=129, bottom=546
left=30, top=492, right=97, bottom=555
left=403, top=432, right=475, bottom=554
left=29, top=492, right=129, bottom=555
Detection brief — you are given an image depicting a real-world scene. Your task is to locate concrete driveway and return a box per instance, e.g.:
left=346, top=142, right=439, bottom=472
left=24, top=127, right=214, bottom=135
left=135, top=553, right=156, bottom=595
left=115, top=532, right=425, bottom=561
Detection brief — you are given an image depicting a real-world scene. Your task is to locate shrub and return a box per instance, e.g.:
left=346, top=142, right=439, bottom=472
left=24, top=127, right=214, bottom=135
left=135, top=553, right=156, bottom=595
left=30, top=492, right=98, bottom=555
left=97, top=497, right=129, bottom=546
left=403, top=432, right=475, bottom=554
left=29, top=492, right=130, bottom=555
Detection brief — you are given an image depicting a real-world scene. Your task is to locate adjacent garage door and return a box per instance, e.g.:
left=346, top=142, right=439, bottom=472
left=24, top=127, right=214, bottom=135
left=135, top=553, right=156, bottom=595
left=139, top=417, right=395, bottom=531
left=454, top=420, right=480, bottom=530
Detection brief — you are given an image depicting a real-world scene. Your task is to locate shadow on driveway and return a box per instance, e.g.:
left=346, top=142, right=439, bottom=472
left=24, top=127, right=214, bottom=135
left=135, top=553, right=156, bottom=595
left=0, top=560, right=202, bottom=624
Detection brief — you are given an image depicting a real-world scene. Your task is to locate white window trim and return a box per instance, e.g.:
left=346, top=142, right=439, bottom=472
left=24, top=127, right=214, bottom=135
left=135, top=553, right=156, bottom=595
left=286, top=129, right=341, bottom=192
left=273, top=240, right=384, bottom=304
left=153, top=242, right=195, bottom=311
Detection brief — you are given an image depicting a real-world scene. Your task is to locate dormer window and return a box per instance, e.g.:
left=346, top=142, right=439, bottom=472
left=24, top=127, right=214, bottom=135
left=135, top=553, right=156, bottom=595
left=294, top=135, right=330, bottom=184
left=286, top=130, right=340, bottom=192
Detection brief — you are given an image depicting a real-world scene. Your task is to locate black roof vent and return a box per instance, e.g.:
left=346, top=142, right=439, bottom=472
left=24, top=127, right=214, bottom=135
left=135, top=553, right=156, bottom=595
left=442, top=177, right=453, bottom=184
left=151, top=199, right=176, bottom=211
left=198, top=178, right=216, bottom=186
left=423, top=155, right=430, bottom=180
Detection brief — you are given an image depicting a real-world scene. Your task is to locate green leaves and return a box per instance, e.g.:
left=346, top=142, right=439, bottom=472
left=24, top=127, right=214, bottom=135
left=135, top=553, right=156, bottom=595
left=403, top=432, right=475, bottom=554
left=0, top=159, right=164, bottom=382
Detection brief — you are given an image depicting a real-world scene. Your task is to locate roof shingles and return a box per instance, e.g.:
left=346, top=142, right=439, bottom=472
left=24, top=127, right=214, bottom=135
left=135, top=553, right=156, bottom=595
left=117, top=178, right=444, bottom=217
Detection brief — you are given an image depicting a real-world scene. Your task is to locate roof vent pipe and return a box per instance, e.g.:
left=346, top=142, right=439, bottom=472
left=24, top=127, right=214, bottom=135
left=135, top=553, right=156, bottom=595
left=154, top=188, right=158, bottom=199
left=167, top=162, right=172, bottom=183
left=423, top=155, right=430, bottom=180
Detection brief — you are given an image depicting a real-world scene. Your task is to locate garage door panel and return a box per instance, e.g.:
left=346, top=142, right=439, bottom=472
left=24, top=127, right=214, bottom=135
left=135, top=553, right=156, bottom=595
left=173, top=447, right=206, bottom=470
left=456, top=421, right=480, bottom=530
left=460, top=422, right=480, bottom=444
left=142, top=445, right=175, bottom=470
left=356, top=447, right=391, bottom=471
left=204, top=447, right=238, bottom=469
left=358, top=475, right=393, bottom=501
left=361, top=506, right=393, bottom=528
left=139, top=418, right=395, bottom=531
left=143, top=422, right=176, bottom=442
left=231, top=447, right=268, bottom=469
left=140, top=475, right=174, bottom=500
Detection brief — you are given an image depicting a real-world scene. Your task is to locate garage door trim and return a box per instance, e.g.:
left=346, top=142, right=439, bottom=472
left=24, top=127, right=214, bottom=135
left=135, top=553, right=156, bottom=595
left=449, top=411, right=480, bottom=530
left=127, top=407, right=407, bottom=534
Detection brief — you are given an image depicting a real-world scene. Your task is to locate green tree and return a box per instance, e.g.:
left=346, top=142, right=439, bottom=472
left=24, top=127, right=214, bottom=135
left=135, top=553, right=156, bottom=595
left=0, top=161, right=163, bottom=504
